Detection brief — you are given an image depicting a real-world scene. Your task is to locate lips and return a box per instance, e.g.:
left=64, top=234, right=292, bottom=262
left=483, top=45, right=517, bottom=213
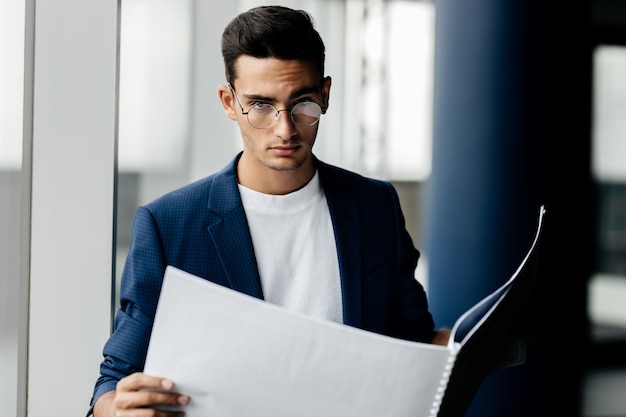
left=270, top=144, right=301, bottom=156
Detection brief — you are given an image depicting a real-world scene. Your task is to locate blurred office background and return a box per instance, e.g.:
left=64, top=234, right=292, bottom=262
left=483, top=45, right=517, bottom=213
left=1, top=0, right=625, bottom=416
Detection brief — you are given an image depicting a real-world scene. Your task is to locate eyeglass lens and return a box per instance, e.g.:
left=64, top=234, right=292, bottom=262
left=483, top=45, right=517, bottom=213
left=247, top=102, right=322, bottom=129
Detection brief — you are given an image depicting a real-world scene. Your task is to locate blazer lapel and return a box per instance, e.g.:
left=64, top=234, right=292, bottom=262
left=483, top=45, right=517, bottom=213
left=205, top=155, right=264, bottom=299
left=318, top=161, right=362, bottom=328
left=202, top=154, right=365, bottom=322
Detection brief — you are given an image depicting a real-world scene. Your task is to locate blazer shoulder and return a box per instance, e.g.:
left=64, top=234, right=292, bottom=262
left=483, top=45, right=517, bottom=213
left=143, top=154, right=239, bottom=214
left=316, top=158, right=394, bottom=195
left=145, top=175, right=214, bottom=211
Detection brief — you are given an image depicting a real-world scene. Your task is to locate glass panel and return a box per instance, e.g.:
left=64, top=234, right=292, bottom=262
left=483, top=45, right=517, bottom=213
left=0, top=0, right=25, bottom=415
left=386, top=1, right=434, bottom=181
left=339, top=0, right=434, bottom=181
left=116, top=0, right=193, bottom=307
left=589, top=45, right=626, bottom=339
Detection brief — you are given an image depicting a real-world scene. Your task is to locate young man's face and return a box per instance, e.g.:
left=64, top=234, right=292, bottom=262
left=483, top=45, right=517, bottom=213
left=221, top=55, right=331, bottom=174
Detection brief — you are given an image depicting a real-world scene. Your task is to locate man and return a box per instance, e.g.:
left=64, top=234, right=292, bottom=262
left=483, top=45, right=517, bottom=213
left=89, top=5, right=450, bottom=416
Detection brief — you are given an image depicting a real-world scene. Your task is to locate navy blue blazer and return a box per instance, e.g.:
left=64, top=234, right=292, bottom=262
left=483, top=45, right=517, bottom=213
left=91, top=152, right=435, bottom=408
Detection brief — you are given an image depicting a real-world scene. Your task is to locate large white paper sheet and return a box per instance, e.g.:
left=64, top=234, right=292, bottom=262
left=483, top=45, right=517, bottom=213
left=144, top=266, right=453, bottom=417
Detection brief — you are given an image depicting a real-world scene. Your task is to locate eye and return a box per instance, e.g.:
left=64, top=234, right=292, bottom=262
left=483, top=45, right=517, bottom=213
left=294, top=97, right=316, bottom=106
left=250, top=102, right=275, bottom=113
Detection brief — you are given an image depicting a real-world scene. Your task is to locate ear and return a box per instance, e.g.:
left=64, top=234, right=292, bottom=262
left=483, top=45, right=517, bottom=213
left=218, top=84, right=238, bottom=121
left=321, top=76, right=332, bottom=113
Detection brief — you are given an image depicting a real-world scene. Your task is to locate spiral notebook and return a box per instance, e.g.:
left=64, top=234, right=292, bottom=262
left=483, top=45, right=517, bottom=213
left=144, top=206, right=546, bottom=417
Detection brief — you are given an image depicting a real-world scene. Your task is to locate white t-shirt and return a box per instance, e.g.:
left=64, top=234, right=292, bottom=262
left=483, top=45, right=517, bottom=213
left=238, top=171, right=343, bottom=323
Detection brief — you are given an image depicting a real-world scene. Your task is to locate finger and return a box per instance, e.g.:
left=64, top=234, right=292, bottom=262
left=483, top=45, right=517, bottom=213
left=114, top=389, right=189, bottom=411
left=117, top=373, right=175, bottom=393
left=116, top=406, right=186, bottom=417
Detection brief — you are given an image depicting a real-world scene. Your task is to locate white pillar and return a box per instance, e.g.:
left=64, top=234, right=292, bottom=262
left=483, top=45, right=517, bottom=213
left=24, top=0, right=119, bottom=415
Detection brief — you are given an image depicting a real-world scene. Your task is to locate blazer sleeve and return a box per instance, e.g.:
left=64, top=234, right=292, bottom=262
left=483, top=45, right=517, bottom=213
left=89, top=205, right=168, bottom=411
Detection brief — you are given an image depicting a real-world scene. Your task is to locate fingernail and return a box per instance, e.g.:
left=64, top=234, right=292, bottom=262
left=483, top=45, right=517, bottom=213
left=161, top=379, right=174, bottom=390
left=178, top=395, right=190, bottom=406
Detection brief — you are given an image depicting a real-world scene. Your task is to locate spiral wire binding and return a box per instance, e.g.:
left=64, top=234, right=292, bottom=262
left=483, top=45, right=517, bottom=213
left=429, top=345, right=459, bottom=417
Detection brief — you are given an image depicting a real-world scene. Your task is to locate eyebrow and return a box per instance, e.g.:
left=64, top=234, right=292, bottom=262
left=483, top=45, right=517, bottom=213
left=240, top=86, right=320, bottom=103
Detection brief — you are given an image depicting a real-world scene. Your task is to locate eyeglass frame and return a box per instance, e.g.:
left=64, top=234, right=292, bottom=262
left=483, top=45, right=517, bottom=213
left=227, top=82, right=326, bottom=129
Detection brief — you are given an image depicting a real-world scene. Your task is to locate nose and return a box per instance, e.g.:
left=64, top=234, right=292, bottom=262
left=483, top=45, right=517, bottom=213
left=273, top=109, right=291, bottom=124
left=273, top=109, right=297, bottom=138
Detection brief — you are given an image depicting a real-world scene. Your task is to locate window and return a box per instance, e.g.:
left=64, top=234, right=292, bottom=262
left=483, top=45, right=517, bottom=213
left=115, top=0, right=437, bottom=299
left=589, top=45, right=626, bottom=338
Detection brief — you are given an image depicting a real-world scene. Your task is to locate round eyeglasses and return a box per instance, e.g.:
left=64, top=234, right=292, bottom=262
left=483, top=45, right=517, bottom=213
left=228, top=84, right=324, bottom=129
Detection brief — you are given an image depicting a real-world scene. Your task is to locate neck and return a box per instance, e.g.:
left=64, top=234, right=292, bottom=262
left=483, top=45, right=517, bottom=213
left=237, top=155, right=316, bottom=195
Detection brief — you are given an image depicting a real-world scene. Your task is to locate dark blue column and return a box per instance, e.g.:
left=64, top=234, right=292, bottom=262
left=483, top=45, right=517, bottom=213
left=426, top=1, right=592, bottom=416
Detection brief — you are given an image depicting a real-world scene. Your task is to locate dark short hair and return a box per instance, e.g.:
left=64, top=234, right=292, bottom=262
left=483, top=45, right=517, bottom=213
left=221, top=5, right=326, bottom=85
